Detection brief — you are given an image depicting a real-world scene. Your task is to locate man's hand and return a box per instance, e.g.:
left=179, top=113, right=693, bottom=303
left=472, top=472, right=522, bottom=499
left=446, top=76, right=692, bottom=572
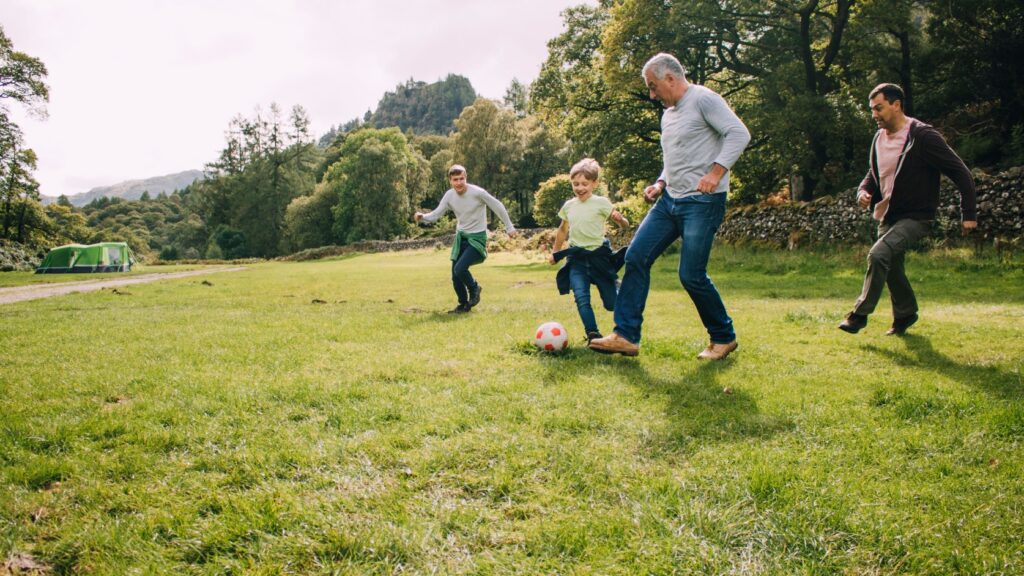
left=548, top=253, right=557, bottom=265
left=413, top=212, right=424, bottom=223
left=696, top=172, right=722, bottom=194
left=696, top=163, right=727, bottom=194
left=507, top=229, right=518, bottom=238
left=857, top=190, right=872, bottom=208
left=643, top=182, right=664, bottom=203
left=962, top=220, right=977, bottom=235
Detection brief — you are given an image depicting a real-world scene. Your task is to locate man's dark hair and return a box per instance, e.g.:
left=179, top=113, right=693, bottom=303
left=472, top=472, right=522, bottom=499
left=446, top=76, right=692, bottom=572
left=869, top=83, right=905, bottom=106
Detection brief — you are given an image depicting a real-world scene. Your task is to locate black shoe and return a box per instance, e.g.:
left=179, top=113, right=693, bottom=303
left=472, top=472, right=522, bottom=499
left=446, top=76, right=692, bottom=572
left=468, top=284, right=482, bottom=308
left=586, top=331, right=603, bottom=343
left=448, top=303, right=470, bottom=314
left=839, top=312, right=868, bottom=334
left=886, top=313, right=918, bottom=336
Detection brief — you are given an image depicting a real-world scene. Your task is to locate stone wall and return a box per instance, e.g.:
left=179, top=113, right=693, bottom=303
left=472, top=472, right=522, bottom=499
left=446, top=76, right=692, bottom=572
left=717, top=167, right=1023, bottom=247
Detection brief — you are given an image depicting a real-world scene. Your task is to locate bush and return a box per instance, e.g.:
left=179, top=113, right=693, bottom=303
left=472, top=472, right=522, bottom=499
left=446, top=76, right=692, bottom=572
left=159, top=245, right=180, bottom=260
left=532, top=175, right=573, bottom=227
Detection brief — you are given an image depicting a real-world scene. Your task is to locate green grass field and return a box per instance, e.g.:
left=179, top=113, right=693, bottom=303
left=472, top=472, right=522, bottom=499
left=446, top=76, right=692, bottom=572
left=2, top=245, right=1022, bottom=574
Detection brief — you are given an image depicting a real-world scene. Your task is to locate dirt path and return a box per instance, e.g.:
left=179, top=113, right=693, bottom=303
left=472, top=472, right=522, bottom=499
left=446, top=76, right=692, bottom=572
left=0, top=267, right=246, bottom=305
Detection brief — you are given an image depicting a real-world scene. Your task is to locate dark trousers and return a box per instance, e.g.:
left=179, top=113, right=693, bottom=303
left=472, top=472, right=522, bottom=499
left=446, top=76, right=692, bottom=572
left=853, top=218, right=930, bottom=318
left=451, top=238, right=484, bottom=305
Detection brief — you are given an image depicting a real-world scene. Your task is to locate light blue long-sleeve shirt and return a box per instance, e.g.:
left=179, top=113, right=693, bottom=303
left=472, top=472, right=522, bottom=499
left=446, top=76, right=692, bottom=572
left=657, top=84, right=751, bottom=198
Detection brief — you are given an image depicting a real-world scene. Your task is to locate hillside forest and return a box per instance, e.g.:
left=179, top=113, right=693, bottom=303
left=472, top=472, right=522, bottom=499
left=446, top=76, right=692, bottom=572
left=2, top=0, right=1023, bottom=260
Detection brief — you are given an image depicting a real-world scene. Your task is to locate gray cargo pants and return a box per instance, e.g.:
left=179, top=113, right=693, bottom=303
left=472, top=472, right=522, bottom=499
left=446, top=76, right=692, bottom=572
left=852, top=218, right=931, bottom=318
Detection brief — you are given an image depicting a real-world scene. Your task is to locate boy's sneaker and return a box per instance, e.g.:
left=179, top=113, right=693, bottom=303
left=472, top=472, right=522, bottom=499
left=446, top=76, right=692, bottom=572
left=468, top=285, right=482, bottom=307
left=448, top=303, right=470, bottom=314
left=586, top=331, right=603, bottom=343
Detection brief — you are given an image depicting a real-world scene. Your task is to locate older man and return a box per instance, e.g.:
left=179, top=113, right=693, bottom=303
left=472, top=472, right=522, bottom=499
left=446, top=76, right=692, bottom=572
left=839, top=83, right=976, bottom=335
left=590, top=53, right=750, bottom=359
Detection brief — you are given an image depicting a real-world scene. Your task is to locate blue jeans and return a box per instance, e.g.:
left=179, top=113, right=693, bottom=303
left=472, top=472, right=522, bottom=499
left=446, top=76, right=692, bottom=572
left=613, top=192, right=734, bottom=344
left=451, top=238, right=484, bottom=305
left=568, top=258, right=617, bottom=334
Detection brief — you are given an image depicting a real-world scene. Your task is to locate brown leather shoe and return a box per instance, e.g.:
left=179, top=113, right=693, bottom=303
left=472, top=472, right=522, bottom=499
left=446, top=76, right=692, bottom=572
left=885, top=313, right=918, bottom=336
left=588, top=332, right=639, bottom=356
left=697, top=341, right=738, bottom=360
left=838, top=312, right=867, bottom=334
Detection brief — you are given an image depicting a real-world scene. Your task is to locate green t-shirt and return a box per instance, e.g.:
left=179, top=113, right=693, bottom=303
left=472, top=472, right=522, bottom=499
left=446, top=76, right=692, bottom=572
left=558, top=195, right=614, bottom=250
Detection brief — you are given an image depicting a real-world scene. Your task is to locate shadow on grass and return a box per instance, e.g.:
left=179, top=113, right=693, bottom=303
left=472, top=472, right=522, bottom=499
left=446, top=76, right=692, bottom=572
left=862, top=334, right=1023, bottom=399
left=394, top=308, right=481, bottom=327
left=533, top=346, right=793, bottom=454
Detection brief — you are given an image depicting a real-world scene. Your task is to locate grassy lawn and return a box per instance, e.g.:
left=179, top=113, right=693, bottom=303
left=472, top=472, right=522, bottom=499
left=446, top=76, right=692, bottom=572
left=1, top=245, right=1022, bottom=574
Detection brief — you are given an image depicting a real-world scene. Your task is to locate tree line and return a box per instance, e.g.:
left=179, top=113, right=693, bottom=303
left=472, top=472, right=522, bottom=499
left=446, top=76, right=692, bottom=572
left=2, top=1, right=1023, bottom=259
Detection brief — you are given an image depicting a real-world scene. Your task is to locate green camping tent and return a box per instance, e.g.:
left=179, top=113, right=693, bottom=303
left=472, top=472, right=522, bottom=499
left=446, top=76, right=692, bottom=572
left=36, top=242, right=135, bottom=274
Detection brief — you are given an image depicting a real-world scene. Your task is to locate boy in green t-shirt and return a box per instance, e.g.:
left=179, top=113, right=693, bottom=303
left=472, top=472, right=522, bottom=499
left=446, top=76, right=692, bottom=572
left=549, top=158, right=630, bottom=342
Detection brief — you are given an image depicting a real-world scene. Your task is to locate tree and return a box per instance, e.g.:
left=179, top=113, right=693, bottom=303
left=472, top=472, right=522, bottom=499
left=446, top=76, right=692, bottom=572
left=596, top=0, right=869, bottom=200
left=451, top=98, right=522, bottom=206
left=1, top=138, right=40, bottom=241
left=504, top=78, right=530, bottom=118
left=44, top=203, right=91, bottom=245
left=0, top=25, right=49, bottom=121
left=197, top=104, right=320, bottom=257
left=326, top=128, right=429, bottom=244
left=283, top=183, right=338, bottom=251
left=0, top=27, right=48, bottom=242
left=532, top=3, right=662, bottom=190
left=508, top=115, right=568, bottom=226
left=914, top=0, right=1024, bottom=167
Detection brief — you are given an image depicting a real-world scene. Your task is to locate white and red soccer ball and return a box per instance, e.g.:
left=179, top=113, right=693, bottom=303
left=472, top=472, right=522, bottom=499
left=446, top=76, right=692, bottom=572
left=534, top=321, right=569, bottom=352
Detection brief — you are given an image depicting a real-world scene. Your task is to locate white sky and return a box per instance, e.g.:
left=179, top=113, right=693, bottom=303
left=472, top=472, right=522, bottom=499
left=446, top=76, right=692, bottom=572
left=3, top=0, right=590, bottom=197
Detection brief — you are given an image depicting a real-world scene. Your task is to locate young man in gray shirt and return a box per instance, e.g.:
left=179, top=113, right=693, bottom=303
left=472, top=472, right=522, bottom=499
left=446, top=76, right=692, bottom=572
left=590, top=53, right=750, bottom=359
left=415, top=165, right=516, bottom=313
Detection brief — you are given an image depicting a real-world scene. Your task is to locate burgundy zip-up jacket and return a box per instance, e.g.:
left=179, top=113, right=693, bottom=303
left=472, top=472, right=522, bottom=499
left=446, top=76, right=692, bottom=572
left=860, top=119, right=977, bottom=224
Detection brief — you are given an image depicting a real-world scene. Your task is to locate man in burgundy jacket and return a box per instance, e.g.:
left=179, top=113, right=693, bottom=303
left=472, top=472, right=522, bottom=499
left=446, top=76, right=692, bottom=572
left=839, top=83, right=977, bottom=336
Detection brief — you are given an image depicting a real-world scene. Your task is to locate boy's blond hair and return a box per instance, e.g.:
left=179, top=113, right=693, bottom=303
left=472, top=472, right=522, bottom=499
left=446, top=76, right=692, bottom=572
left=569, top=158, right=600, bottom=181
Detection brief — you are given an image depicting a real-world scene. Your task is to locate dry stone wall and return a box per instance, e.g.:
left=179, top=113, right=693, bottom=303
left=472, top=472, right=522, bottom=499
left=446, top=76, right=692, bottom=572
left=717, top=167, right=1023, bottom=247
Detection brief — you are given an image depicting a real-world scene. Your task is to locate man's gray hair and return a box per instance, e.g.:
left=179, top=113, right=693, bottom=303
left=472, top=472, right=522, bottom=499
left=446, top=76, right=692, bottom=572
left=642, top=53, right=687, bottom=81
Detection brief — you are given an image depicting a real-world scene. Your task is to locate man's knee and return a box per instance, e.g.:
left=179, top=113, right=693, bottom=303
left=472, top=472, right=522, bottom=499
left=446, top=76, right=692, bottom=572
left=866, top=248, right=891, bottom=269
left=624, top=249, right=652, bottom=272
left=679, top=268, right=708, bottom=291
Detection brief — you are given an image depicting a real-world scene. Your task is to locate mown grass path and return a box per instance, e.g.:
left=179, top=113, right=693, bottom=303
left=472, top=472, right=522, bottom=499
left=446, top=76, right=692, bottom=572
left=1, top=247, right=1021, bottom=574
left=0, top=267, right=246, bottom=305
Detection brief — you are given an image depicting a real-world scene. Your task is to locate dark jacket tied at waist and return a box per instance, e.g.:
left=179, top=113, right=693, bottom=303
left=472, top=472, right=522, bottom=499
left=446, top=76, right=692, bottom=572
left=553, top=242, right=627, bottom=295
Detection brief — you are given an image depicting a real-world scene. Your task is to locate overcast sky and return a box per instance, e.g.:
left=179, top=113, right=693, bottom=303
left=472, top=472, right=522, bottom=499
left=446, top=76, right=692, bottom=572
left=4, top=0, right=590, bottom=197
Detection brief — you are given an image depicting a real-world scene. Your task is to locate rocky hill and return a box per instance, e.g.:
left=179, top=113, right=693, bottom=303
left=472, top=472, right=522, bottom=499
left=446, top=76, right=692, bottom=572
left=41, top=169, right=204, bottom=207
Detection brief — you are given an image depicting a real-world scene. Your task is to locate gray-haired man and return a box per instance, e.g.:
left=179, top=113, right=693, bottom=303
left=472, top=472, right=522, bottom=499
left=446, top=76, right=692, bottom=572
left=590, top=53, right=750, bottom=359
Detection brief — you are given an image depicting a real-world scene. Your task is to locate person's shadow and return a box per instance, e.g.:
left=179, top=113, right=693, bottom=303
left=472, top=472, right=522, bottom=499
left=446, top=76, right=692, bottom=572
left=540, top=348, right=793, bottom=455
left=861, top=334, right=1022, bottom=399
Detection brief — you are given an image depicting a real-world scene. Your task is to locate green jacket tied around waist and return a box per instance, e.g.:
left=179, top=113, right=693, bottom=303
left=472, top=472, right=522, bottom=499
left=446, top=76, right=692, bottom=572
left=451, top=230, right=488, bottom=261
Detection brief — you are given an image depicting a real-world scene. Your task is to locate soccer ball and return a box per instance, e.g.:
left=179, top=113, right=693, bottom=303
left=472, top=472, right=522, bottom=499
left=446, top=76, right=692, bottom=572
left=534, top=321, right=569, bottom=352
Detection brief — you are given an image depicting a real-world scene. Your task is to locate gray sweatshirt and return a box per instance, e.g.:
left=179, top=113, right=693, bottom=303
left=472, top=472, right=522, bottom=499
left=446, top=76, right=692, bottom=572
left=657, top=84, right=751, bottom=198
left=421, top=184, right=516, bottom=234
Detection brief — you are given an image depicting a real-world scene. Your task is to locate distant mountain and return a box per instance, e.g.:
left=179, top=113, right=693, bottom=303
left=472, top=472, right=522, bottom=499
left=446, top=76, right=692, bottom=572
left=42, top=169, right=205, bottom=207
